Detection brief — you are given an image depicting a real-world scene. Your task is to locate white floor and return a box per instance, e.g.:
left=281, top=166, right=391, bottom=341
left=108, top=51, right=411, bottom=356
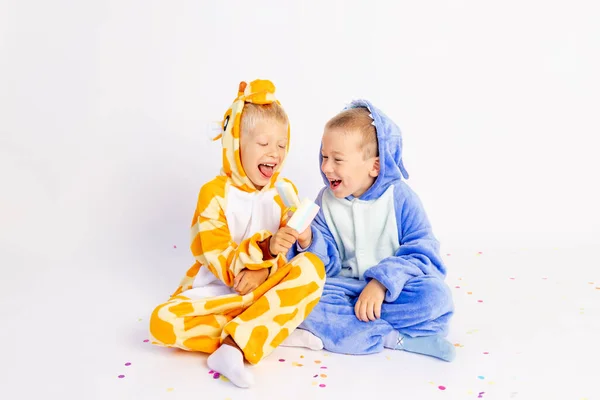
left=1, top=245, right=598, bottom=400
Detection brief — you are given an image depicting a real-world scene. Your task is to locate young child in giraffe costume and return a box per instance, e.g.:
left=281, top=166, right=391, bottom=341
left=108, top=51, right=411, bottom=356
left=149, top=79, right=325, bottom=388
left=290, top=100, right=456, bottom=362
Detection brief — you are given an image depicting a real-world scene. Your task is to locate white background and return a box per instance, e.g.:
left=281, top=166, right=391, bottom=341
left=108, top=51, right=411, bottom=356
left=1, top=1, right=599, bottom=398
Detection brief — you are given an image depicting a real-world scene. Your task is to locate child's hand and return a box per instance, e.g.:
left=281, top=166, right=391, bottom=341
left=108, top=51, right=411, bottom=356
left=233, top=268, right=270, bottom=295
left=355, top=279, right=386, bottom=322
left=269, top=226, right=299, bottom=256
left=297, top=225, right=312, bottom=249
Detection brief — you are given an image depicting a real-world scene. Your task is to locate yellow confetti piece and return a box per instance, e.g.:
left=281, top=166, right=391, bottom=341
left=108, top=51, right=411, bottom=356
left=300, top=355, right=305, bottom=359
left=489, top=381, right=495, bottom=385
left=314, top=360, right=322, bottom=364
left=385, top=355, right=391, bottom=360
left=312, top=382, right=317, bottom=386
left=320, top=374, right=328, bottom=378
left=468, top=390, right=473, bottom=394
left=166, top=388, right=174, bottom=392
left=137, top=318, right=143, bottom=322
left=219, top=375, right=229, bottom=382
left=429, top=381, right=435, bottom=385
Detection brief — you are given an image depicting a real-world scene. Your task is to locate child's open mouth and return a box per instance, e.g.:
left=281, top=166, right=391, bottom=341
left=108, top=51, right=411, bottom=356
left=258, top=163, right=276, bottom=178
left=329, top=179, right=341, bottom=189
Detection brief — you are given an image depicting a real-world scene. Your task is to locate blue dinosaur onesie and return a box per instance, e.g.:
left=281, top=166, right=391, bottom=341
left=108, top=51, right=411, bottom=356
left=293, top=99, right=455, bottom=361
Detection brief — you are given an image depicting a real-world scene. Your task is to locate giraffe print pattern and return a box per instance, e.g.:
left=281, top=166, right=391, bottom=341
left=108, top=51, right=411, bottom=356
left=149, top=79, right=325, bottom=364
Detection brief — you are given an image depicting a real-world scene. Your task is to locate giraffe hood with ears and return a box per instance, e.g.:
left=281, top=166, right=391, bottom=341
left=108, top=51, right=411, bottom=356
left=215, top=79, right=290, bottom=193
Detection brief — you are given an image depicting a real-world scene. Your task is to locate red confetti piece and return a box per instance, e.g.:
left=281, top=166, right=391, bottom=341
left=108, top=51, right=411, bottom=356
left=478, top=300, right=484, bottom=303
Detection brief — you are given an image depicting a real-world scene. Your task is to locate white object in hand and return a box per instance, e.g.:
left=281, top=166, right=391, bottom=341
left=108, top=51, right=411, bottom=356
left=287, top=198, right=320, bottom=233
left=275, top=181, right=301, bottom=210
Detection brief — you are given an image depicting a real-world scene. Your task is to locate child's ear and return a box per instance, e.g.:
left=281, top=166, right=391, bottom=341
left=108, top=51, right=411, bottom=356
left=370, top=157, right=380, bottom=177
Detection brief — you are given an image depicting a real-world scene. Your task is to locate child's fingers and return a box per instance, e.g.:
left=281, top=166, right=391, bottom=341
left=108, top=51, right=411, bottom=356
left=374, top=300, right=382, bottom=320
left=233, top=270, right=246, bottom=289
left=366, top=302, right=376, bottom=321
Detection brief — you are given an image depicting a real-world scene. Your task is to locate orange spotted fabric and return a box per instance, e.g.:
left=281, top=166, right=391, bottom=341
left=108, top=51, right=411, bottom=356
left=149, top=79, right=324, bottom=364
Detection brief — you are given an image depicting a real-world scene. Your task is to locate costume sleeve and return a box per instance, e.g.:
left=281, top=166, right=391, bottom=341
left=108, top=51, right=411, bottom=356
left=363, top=183, right=446, bottom=302
left=190, top=178, right=276, bottom=287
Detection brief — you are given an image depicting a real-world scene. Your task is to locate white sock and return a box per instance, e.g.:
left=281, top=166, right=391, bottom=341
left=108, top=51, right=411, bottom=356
left=207, top=344, right=254, bottom=388
left=280, top=329, right=324, bottom=350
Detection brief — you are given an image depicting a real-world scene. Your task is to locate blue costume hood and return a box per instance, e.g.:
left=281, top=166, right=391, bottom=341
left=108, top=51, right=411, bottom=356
left=320, top=99, right=410, bottom=201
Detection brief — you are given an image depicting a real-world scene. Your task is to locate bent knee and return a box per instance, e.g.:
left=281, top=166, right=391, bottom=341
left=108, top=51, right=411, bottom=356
left=411, top=276, right=454, bottom=314
left=290, top=252, right=326, bottom=285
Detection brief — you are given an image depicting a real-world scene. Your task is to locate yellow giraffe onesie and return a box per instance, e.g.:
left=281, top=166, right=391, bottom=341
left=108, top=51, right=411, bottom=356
left=149, top=80, right=325, bottom=365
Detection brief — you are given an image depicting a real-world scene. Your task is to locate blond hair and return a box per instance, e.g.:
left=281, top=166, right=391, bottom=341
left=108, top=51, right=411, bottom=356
left=241, top=102, right=289, bottom=134
left=325, top=107, right=378, bottom=159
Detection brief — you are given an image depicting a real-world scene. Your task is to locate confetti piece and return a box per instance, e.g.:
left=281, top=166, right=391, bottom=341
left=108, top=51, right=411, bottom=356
left=483, top=352, right=489, bottom=355
left=219, top=375, right=229, bottom=382
left=137, top=318, right=143, bottom=322
left=429, top=381, right=435, bottom=385
left=278, top=359, right=285, bottom=362
left=596, top=287, right=600, bottom=290
left=143, top=339, right=149, bottom=343
left=314, top=360, right=322, bottom=364
left=542, top=277, right=548, bottom=280
left=320, top=374, right=327, bottom=378
left=455, top=286, right=460, bottom=289
left=320, top=366, right=328, bottom=369
left=173, top=245, right=177, bottom=249
left=488, top=381, right=495, bottom=385
left=589, top=282, right=595, bottom=285
left=510, top=277, right=516, bottom=280
left=212, top=373, right=220, bottom=379
left=125, top=362, right=131, bottom=366
left=446, top=253, right=451, bottom=256
left=167, top=388, right=174, bottom=392
left=385, top=355, right=391, bottom=360
left=300, top=355, right=304, bottom=358
left=319, top=384, right=326, bottom=388
left=467, top=292, right=473, bottom=295
left=478, top=392, right=485, bottom=398
left=118, top=375, right=125, bottom=379
left=312, top=382, right=317, bottom=386
left=478, top=376, right=485, bottom=380
left=313, top=374, right=318, bottom=378
left=478, top=300, right=484, bottom=303
left=438, top=386, right=446, bottom=391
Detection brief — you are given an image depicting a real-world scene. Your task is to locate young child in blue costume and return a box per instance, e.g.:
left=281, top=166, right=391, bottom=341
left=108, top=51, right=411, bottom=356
left=291, top=101, right=455, bottom=361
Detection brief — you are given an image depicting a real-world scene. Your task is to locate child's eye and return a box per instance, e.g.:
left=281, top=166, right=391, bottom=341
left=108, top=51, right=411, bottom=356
left=258, top=143, right=268, bottom=147
left=278, top=145, right=286, bottom=149
left=322, top=155, right=328, bottom=159
left=334, top=159, right=343, bottom=162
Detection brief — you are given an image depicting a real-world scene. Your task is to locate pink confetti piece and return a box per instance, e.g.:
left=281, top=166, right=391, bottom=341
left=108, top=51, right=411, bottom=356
left=313, top=374, right=318, bottom=378
left=319, top=384, right=326, bottom=388
left=143, top=339, right=149, bottom=343
left=477, top=300, right=484, bottom=303
left=483, top=352, right=489, bottom=355
left=118, top=375, right=125, bottom=379
left=510, top=277, right=516, bottom=280
left=446, top=253, right=451, bottom=256
left=438, top=386, right=446, bottom=391
left=478, top=392, right=485, bottom=398
left=125, top=362, right=131, bottom=366
left=208, top=370, right=214, bottom=374
left=212, top=372, right=220, bottom=379
left=320, top=366, right=328, bottom=369
left=278, top=359, right=285, bottom=362
left=173, top=245, right=177, bottom=249
left=477, top=251, right=483, bottom=255
left=455, top=286, right=460, bottom=289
